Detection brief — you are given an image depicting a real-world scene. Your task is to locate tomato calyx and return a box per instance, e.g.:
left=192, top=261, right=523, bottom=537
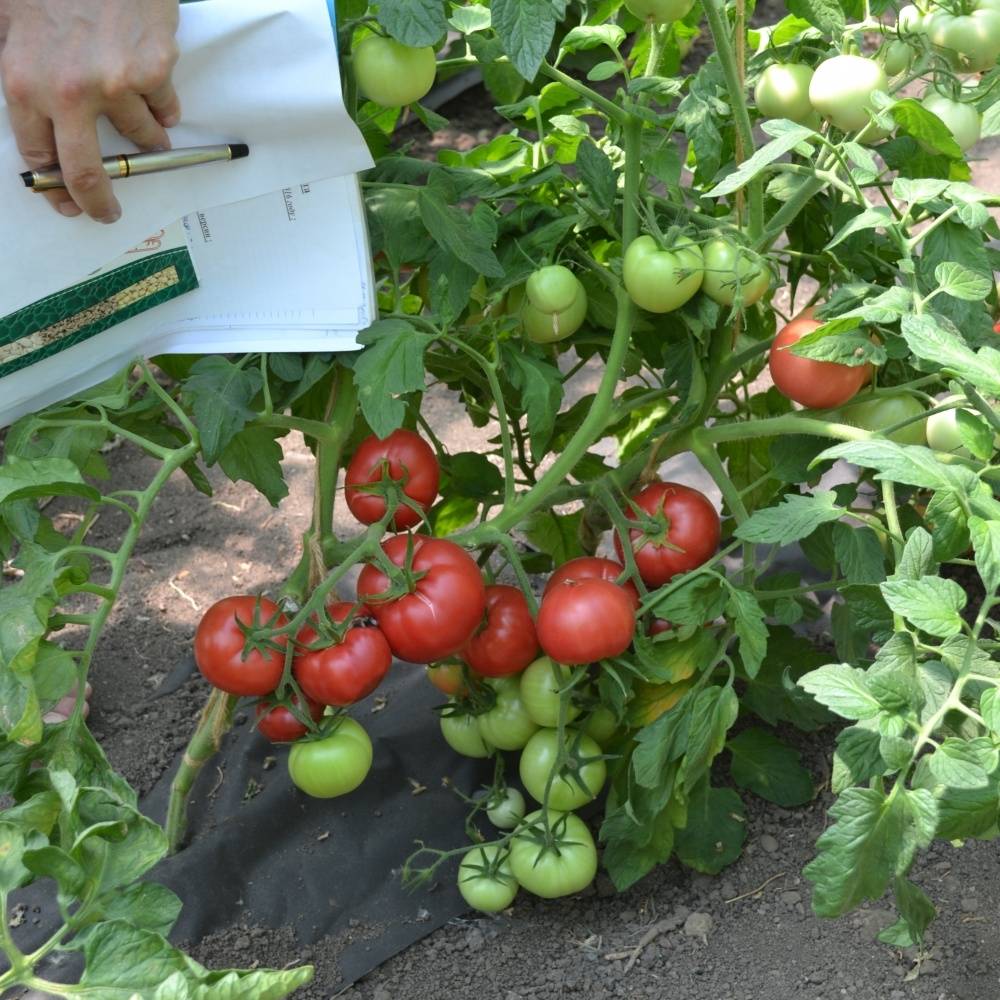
left=458, top=842, right=515, bottom=883
left=348, top=458, right=430, bottom=529
left=296, top=600, right=378, bottom=650
left=233, top=596, right=290, bottom=663
left=625, top=501, right=686, bottom=555
left=514, top=809, right=581, bottom=857
left=365, top=534, right=431, bottom=603
left=292, top=706, right=352, bottom=744
left=552, top=729, right=614, bottom=797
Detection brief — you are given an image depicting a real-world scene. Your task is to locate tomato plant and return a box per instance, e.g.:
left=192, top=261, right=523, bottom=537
left=457, top=845, right=519, bottom=913
left=519, top=658, right=581, bottom=729
left=463, top=584, right=539, bottom=677
left=287, top=717, right=373, bottom=799
left=345, top=428, right=440, bottom=530
left=701, top=237, right=771, bottom=307
left=486, top=786, right=527, bottom=830
left=623, top=234, right=704, bottom=313
left=519, top=728, right=607, bottom=810
left=537, top=578, right=636, bottom=664
left=477, top=675, right=539, bottom=750
left=194, top=596, right=288, bottom=697
left=508, top=811, right=598, bottom=899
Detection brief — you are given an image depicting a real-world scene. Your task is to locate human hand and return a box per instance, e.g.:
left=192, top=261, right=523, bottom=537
left=0, top=0, right=180, bottom=222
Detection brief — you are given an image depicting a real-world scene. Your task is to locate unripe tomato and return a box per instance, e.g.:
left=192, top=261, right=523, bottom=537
left=519, top=658, right=581, bottom=728
left=926, top=6, right=1000, bottom=72
left=522, top=276, right=588, bottom=343
left=701, top=238, right=771, bottom=307
left=477, top=676, right=539, bottom=751
left=921, top=90, right=982, bottom=152
left=897, top=4, right=927, bottom=33
left=809, top=56, right=888, bottom=133
left=353, top=36, right=437, bottom=108
left=614, top=481, right=721, bottom=587
left=582, top=704, right=619, bottom=746
left=287, top=717, right=373, bottom=798
left=768, top=311, right=872, bottom=409
left=924, top=394, right=1000, bottom=456
left=426, top=662, right=469, bottom=697
left=440, top=708, right=492, bottom=758
left=509, top=810, right=598, bottom=898
left=624, top=235, right=704, bottom=313
left=625, top=0, right=695, bottom=21
left=345, top=429, right=440, bottom=531
left=754, top=63, right=815, bottom=123
left=840, top=393, right=927, bottom=446
left=537, top=578, right=635, bottom=665
left=458, top=846, right=518, bottom=913
left=519, top=728, right=607, bottom=810
left=882, top=39, right=914, bottom=76
left=526, top=265, right=579, bottom=314
left=486, top=786, right=526, bottom=829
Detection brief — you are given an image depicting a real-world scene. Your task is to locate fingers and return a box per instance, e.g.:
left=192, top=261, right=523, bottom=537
left=52, top=111, right=121, bottom=223
left=107, top=93, right=171, bottom=151
left=144, top=76, right=181, bottom=129
left=7, top=101, right=82, bottom=216
left=42, top=683, right=93, bottom=724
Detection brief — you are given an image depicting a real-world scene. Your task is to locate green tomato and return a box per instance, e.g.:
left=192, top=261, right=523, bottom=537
left=926, top=7, right=1000, bottom=72
left=477, top=677, right=539, bottom=751
left=508, top=810, right=598, bottom=899
left=526, top=265, right=578, bottom=314
left=457, top=845, right=519, bottom=913
left=519, top=728, right=607, bottom=811
left=925, top=394, right=990, bottom=456
left=753, top=63, right=815, bottom=123
left=519, top=657, right=581, bottom=728
left=441, top=708, right=492, bottom=758
left=623, top=234, right=704, bottom=314
left=522, top=277, right=588, bottom=343
left=701, top=238, right=771, bottom=307
left=921, top=90, right=982, bottom=152
left=486, top=786, right=526, bottom=829
left=624, top=0, right=695, bottom=22
left=352, top=36, right=437, bottom=108
left=841, top=393, right=927, bottom=446
left=582, top=704, right=618, bottom=746
left=897, top=4, right=927, bottom=32
left=882, top=39, right=914, bottom=75
left=287, top=717, right=372, bottom=798
left=809, top=55, right=889, bottom=133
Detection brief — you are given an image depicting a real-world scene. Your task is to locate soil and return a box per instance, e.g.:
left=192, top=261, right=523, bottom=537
left=8, top=21, right=1000, bottom=1000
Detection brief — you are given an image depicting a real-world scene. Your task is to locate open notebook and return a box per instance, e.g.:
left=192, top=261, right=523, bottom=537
left=0, top=0, right=375, bottom=428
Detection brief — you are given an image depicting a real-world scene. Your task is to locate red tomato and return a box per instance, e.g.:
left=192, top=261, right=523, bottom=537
left=537, top=578, right=635, bottom=664
left=345, top=429, right=440, bottom=531
left=463, top=585, right=539, bottom=677
left=293, top=602, right=393, bottom=706
left=255, top=694, right=324, bottom=743
left=357, top=535, right=486, bottom=663
left=194, top=596, right=288, bottom=696
left=768, top=311, right=872, bottom=409
left=649, top=619, right=673, bottom=636
left=543, top=557, right=640, bottom=609
left=614, top=482, right=721, bottom=588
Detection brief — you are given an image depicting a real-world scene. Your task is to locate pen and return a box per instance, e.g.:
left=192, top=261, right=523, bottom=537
left=20, top=143, right=250, bottom=191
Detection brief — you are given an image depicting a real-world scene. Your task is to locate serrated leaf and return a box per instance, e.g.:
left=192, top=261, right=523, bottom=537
left=927, top=737, right=997, bottom=790
left=935, top=261, right=995, bottom=301
left=799, top=664, right=882, bottom=720
left=786, top=0, right=845, bottom=36
left=899, top=314, right=1000, bottom=396
left=728, top=728, right=813, bottom=806
left=804, top=787, right=937, bottom=917
left=182, top=358, right=262, bottom=465
left=833, top=523, right=886, bottom=584
left=895, top=527, right=935, bottom=582
left=375, top=0, right=448, bottom=46
left=955, top=410, right=995, bottom=462
left=814, top=440, right=981, bottom=494
left=218, top=427, right=289, bottom=507
left=575, top=140, right=617, bottom=212
left=502, top=348, right=564, bottom=460
left=675, top=782, right=746, bottom=874
left=980, top=688, right=1000, bottom=733
left=881, top=575, right=966, bottom=637
left=679, top=685, right=739, bottom=793
left=735, top=491, right=844, bottom=546
left=968, top=516, right=1000, bottom=594
left=879, top=877, right=937, bottom=947
left=825, top=207, right=893, bottom=250
left=706, top=122, right=814, bottom=197
left=491, top=0, right=565, bottom=80
left=832, top=725, right=887, bottom=793
left=419, top=188, right=503, bottom=278
left=727, top=588, right=767, bottom=678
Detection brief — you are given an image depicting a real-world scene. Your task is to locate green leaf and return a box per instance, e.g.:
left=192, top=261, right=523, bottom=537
left=735, top=491, right=844, bottom=546
left=502, top=349, right=564, bottom=460
left=0, top=822, right=29, bottom=891
left=635, top=628, right=716, bottom=684
left=560, top=24, right=625, bottom=55
left=726, top=588, right=767, bottom=678
left=980, top=688, right=1000, bottom=734
left=450, top=4, right=491, bottom=33
left=832, top=725, right=887, bottom=793
left=95, top=882, right=183, bottom=938
left=899, top=314, right=1000, bottom=396
left=0, top=455, right=99, bottom=505
left=804, top=786, right=937, bottom=917
left=955, top=411, right=995, bottom=462
left=880, top=576, right=966, bottom=637
left=925, top=489, right=970, bottom=561
left=727, top=728, right=814, bottom=806
left=490, top=0, right=565, bottom=80
left=418, top=188, right=503, bottom=278
left=927, top=737, right=998, bottom=790
left=522, top=510, right=583, bottom=566
left=375, top=0, right=447, bottom=46
left=575, top=140, right=616, bottom=213
left=892, top=99, right=963, bottom=158
left=706, top=122, right=814, bottom=197
left=935, top=261, right=995, bottom=302
left=799, top=664, right=882, bottom=720
left=825, top=207, right=893, bottom=250
left=218, top=427, right=289, bottom=507
left=879, top=877, right=937, bottom=948
left=895, top=526, right=935, bottom=581
left=786, top=0, right=845, bottom=36
left=833, top=523, right=886, bottom=584
left=678, top=684, right=739, bottom=793
left=649, top=574, right=728, bottom=628
left=443, top=452, right=503, bottom=501
left=182, top=358, right=262, bottom=465
left=968, top=516, right=1000, bottom=594
left=353, top=319, right=433, bottom=438
left=675, top=783, right=746, bottom=875
left=814, top=439, right=981, bottom=494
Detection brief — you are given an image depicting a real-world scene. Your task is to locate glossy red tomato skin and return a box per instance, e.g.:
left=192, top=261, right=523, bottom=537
left=194, top=596, right=288, bottom=696
left=255, top=694, right=324, bottom=743
left=357, top=535, right=487, bottom=663
left=768, top=312, right=872, bottom=409
left=463, top=585, right=540, bottom=677
left=537, top=578, right=635, bottom=665
left=543, top=557, right=640, bottom=610
left=614, top=482, right=721, bottom=588
left=293, top=602, right=392, bottom=706
left=345, top=429, right=440, bottom=531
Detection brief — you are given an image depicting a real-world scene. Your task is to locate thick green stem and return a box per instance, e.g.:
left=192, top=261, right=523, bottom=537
left=165, top=689, right=238, bottom=853
left=313, top=366, right=358, bottom=552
